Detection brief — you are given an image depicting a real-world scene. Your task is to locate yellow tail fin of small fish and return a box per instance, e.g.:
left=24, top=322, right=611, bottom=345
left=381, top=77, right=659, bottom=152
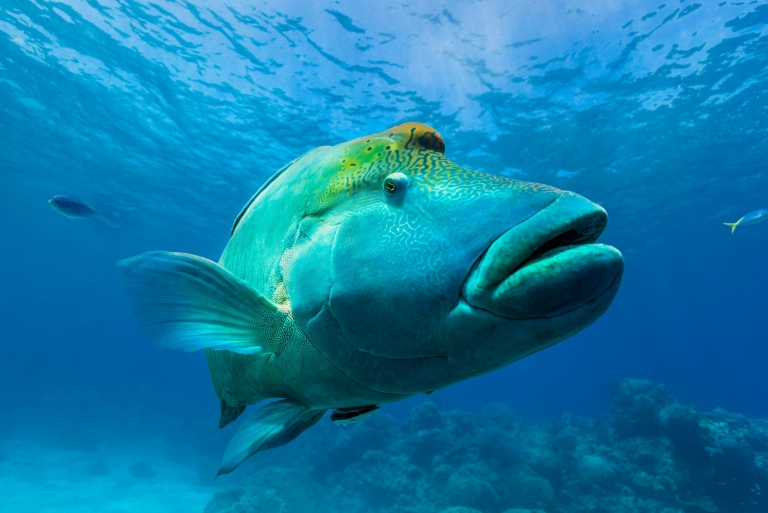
left=723, top=220, right=741, bottom=233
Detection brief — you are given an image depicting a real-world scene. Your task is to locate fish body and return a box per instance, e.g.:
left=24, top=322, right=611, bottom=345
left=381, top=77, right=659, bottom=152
left=724, top=209, right=768, bottom=233
left=48, top=195, right=100, bottom=219
left=120, top=123, right=624, bottom=476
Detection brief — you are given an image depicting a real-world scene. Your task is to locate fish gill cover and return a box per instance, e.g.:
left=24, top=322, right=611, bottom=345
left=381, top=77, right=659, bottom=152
left=0, top=0, right=767, bottom=512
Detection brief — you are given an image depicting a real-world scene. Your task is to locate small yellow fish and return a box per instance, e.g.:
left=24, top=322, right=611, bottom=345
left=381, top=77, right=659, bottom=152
left=724, top=209, right=768, bottom=233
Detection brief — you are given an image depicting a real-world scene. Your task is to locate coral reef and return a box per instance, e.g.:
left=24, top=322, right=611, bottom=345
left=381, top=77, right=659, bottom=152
left=204, top=468, right=335, bottom=513
left=205, top=380, right=768, bottom=513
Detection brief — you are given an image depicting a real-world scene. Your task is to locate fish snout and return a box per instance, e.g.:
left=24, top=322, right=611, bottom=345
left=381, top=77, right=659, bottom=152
left=462, top=194, right=624, bottom=319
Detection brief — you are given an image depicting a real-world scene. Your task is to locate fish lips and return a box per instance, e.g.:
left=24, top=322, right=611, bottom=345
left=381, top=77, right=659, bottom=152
left=461, top=194, right=624, bottom=320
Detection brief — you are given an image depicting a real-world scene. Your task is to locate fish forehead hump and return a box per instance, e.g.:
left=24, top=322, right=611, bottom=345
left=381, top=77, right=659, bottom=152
left=222, top=122, right=450, bottom=279
left=217, top=125, right=450, bottom=330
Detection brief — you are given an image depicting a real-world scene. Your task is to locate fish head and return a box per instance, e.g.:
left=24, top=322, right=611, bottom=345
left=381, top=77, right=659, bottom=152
left=275, top=123, right=623, bottom=394
left=48, top=195, right=70, bottom=215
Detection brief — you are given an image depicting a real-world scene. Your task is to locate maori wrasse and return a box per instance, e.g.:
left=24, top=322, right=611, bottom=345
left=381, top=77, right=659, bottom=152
left=119, top=123, right=624, bottom=475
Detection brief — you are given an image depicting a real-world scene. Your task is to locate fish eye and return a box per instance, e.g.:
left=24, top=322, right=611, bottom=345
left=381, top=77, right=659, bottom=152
left=383, top=172, right=409, bottom=197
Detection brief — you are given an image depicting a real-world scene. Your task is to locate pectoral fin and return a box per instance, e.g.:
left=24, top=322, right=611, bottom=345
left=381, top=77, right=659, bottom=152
left=217, top=400, right=326, bottom=476
left=118, top=251, right=288, bottom=354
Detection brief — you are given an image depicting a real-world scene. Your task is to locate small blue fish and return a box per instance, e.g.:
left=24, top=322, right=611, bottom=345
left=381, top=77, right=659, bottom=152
left=48, top=195, right=116, bottom=229
left=724, top=209, right=768, bottom=233
left=48, top=195, right=100, bottom=219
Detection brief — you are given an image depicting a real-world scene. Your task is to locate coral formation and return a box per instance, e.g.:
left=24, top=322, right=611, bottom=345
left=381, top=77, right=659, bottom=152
left=204, top=468, right=334, bottom=513
left=205, top=380, right=768, bottom=513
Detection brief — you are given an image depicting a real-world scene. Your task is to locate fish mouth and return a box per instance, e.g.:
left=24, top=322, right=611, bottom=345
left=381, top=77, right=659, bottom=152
left=462, top=194, right=624, bottom=320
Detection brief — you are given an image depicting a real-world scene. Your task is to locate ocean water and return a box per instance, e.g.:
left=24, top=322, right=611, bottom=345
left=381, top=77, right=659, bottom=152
left=1, top=1, right=768, bottom=512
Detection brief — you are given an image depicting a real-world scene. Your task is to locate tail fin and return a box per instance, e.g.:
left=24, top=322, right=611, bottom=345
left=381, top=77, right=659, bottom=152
left=724, top=216, right=744, bottom=234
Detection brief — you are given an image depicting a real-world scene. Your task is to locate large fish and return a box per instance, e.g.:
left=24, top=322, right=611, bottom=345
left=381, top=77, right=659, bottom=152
left=120, top=123, right=623, bottom=476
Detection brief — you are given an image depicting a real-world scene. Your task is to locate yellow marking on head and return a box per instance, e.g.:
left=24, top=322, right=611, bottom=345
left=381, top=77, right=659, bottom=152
left=310, top=122, right=560, bottom=210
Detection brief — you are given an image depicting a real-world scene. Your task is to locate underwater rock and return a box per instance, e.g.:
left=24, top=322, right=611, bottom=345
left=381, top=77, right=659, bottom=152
left=445, top=470, right=500, bottom=512
left=310, top=411, right=399, bottom=482
left=502, top=471, right=556, bottom=510
left=478, top=428, right=524, bottom=469
left=479, top=403, right=524, bottom=433
left=407, top=400, right=443, bottom=432
left=660, top=403, right=700, bottom=437
left=84, top=460, right=109, bottom=476
left=578, top=454, right=616, bottom=485
left=660, top=403, right=708, bottom=469
left=707, top=436, right=762, bottom=511
left=129, top=461, right=155, bottom=479
left=410, top=427, right=451, bottom=468
left=674, top=491, right=718, bottom=512
left=609, top=379, right=674, bottom=438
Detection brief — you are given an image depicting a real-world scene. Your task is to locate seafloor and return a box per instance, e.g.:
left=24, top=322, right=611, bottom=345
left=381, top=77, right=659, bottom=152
left=1, top=380, right=766, bottom=513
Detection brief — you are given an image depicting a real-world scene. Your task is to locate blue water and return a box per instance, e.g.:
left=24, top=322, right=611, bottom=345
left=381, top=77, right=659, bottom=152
left=1, top=1, right=768, bottom=512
